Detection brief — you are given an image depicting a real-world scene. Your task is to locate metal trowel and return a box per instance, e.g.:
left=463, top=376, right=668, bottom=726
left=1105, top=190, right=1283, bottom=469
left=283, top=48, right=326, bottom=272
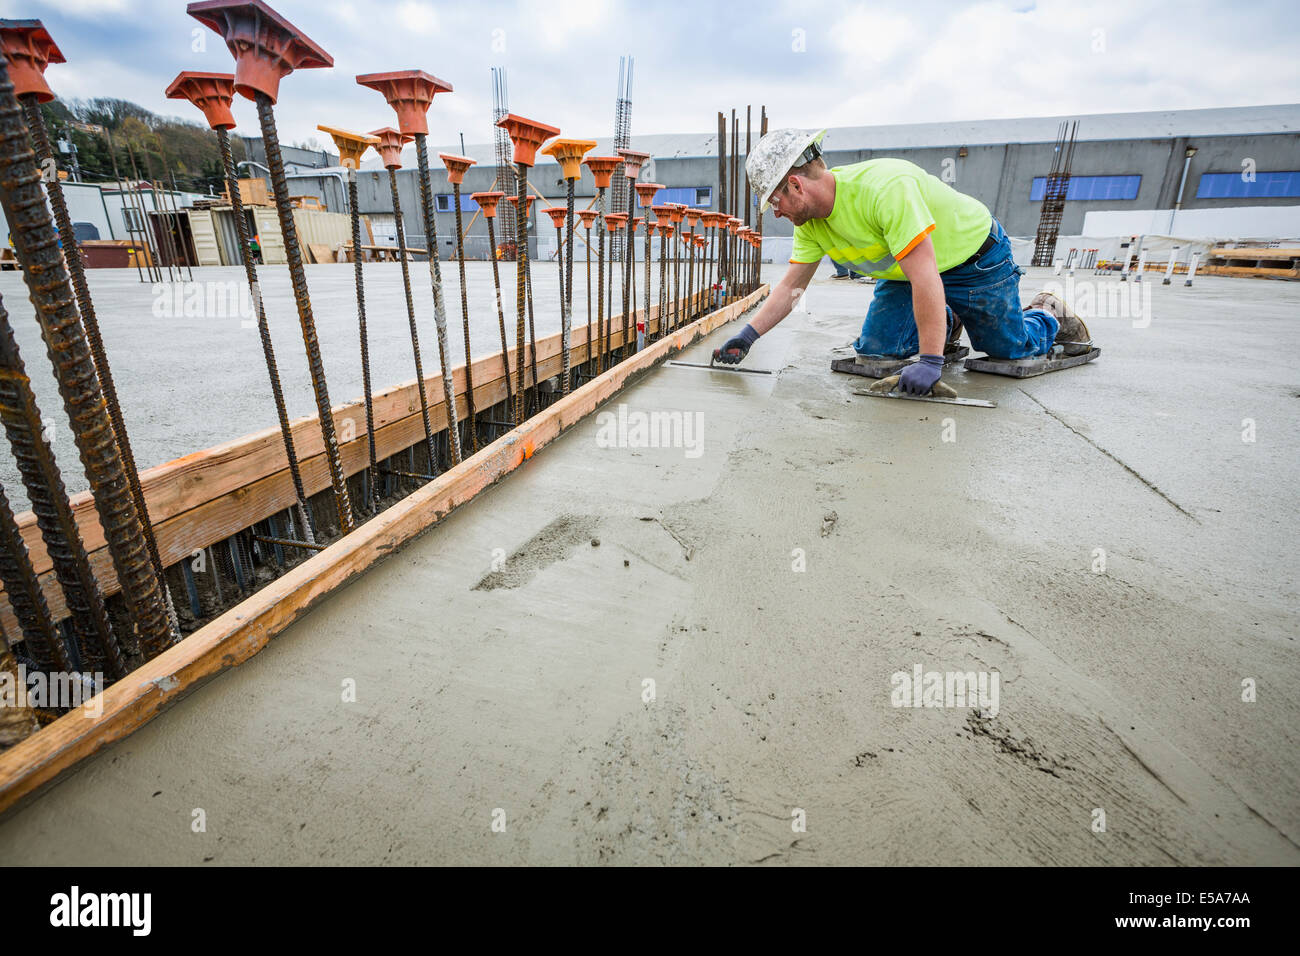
left=853, top=374, right=996, bottom=408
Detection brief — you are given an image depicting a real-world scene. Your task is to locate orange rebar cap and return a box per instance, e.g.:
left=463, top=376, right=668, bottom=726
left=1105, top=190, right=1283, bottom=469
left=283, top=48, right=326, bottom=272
left=650, top=204, right=674, bottom=219
left=369, top=127, right=412, bottom=169
left=318, top=124, right=379, bottom=169
left=472, top=191, right=505, bottom=217
left=496, top=113, right=561, bottom=167
left=439, top=152, right=477, bottom=185
left=187, top=1, right=332, bottom=105
left=576, top=209, right=600, bottom=228
left=506, top=194, right=537, bottom=214
left=604, top=212, right=627, bottom=232
left=684, top=208, right=704, bottom=227
left=543, top=207, right=568, bottom=229
left=0, top=19, right=65, bottom=103
left=633, top=182, right=663, bottom=208
left=541, top=138, right=597, bottom=180
left=167, top=71, right=237, bottom=130
left=616, top=147, right=650, bottom=179
left=668, top=204, right=686, bottom=224
left=582, top=155, right=621, bottom=190
left=356, top=70, right=453, bottom=137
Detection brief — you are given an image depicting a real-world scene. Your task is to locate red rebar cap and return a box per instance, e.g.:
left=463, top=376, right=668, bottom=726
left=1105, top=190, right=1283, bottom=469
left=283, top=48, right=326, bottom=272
left=471, top=190, right=504, bottom=217
left=438, top=152, right=476, bottom=185
left=616, top=147, right=650, bottom=179
left=541, top=138, right=597, bottom=180
left=318, top=124, right=380, bottom=169
left=576, top=208, right=600, bottom=228
left=496, top=113, right=560, bottom=167
left=187, top=1, right=332, bottom=105
left=604, top=212, right=627, bottom=232
left=369, top=127, right=412, bottom=169
left=543, top=206, right=568, bottom=229
left=0, top=20, right=65, bottom=103
left=356, top=70, right=453, bottom=137
left=166, top=71, right=237, bottom=130
left=582, top=155, right=621, bottom=189
left=633, top=182, right=663, bottom=208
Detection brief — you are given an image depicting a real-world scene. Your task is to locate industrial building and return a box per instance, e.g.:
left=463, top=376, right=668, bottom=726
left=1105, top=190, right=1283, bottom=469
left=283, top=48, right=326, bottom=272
left=269, top=103, right=1300, bottom=260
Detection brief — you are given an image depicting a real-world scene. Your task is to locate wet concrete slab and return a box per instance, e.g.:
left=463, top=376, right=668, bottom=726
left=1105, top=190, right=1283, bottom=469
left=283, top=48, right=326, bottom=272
left=1, top=267, right=1296, bottom=865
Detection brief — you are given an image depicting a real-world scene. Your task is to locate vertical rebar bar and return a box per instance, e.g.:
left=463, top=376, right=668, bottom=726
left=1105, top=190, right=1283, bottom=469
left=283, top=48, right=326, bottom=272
left=0, top=65, right=172, bottom=659
left=20, top=95, right=179, bottom=639
left=254, top=92, right=354, bottom=535
left=451, top=179, right=476, bottom=454
left=562, top=180, right=576, bottom=394
left=595, top=186, right=607, bottom=375
left=513, top=165, right=529, bottom=425
left=0, top=293, right=118, bottom=676
left=345, top=167, right=378, bottom=512
left=412, top=133, right=462, bottom=465
left=388, top=167, right=438, bottom=472
left=218, top=128, right=316, bottom=540
left=484, top=214, right=515, bottom=422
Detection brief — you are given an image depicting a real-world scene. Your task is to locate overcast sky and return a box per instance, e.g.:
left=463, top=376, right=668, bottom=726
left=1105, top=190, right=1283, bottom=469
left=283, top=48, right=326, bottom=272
left=15, top=0, right=1300, bottom=153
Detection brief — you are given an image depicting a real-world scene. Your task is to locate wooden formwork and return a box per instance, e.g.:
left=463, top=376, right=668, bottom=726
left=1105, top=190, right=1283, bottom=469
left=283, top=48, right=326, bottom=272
left=0, top=284, right=769, bottom=815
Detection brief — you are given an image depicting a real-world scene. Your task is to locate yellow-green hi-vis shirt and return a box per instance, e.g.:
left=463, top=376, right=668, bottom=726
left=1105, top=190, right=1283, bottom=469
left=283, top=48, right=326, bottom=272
left=790, top=158, right=993, bottom=281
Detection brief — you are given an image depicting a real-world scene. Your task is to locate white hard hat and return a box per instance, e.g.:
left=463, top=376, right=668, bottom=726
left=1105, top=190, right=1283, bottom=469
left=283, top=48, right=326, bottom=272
left=746, top=127, right=827, bottom=212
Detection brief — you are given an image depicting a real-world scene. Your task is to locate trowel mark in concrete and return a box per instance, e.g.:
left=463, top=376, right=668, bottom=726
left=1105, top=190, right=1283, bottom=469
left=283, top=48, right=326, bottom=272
left=472, top=513, right=601, bottom=591
left=1018, top=388, right=1198, bottom=521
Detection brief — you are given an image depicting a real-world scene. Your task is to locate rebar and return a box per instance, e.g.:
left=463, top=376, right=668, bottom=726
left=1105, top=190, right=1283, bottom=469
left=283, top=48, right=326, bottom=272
left=386, top=166, right=439, bottom=476
left=218, top=128, right=316, bottom=540
left=345, top=168, right=378, bottom=512
left=596, top=187, right=607, bottom=375
left=0, top=64, right=172, bottom=659
left=254, top=91, right=354, bottom=535
left=412, top=133, right=462, bottom=465
left=0, top=293, right=117, bottom=675
left=450, top=180, right=477, bottom=454
left=483, top=214, right=515, bottom=421
left=20, top=94, right=179, bottom=640
left=513, top=165, right=529, bottom=425
left=563, top=180, right=576, bottom=394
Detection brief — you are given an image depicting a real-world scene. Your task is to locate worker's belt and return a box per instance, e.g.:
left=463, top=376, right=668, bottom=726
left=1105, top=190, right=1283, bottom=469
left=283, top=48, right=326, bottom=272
left=955, top=230, right=998, bottom=269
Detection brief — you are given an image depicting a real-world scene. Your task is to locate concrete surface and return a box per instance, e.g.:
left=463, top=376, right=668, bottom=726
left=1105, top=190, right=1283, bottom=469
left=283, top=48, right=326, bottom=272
left=0, top=258, right=659, bottom=506
left=0, top=266, right=1297, bottom=865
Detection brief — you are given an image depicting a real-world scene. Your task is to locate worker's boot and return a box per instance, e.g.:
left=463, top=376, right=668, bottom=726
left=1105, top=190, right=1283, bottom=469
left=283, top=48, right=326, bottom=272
left=1030, top=290, right=1093, bottom=356
left=944, top=317, right=965, bottom=356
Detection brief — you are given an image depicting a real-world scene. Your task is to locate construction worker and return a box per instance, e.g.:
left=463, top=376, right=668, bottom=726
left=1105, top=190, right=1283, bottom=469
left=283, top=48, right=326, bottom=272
left=714, top=129, right=1092, bottom=393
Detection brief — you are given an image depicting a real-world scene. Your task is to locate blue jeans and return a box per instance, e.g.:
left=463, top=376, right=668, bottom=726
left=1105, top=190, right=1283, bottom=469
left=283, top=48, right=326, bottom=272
left=853, top=220, right=1058, bottom=359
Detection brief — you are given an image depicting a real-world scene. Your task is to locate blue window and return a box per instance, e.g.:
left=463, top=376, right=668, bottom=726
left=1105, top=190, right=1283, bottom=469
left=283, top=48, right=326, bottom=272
left=1196, top=171, right=1300, bottom=199
left=1030, top=174, right=1141, bottom=201
left=641, top=186, right=712, bottom=208
left=435, top=193, right=479, bottom=213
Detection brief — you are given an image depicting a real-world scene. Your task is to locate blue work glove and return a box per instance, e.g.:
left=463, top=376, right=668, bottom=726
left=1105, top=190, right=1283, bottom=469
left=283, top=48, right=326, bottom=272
left=713, top=323, right=760, bottom=365
left=896, top=354, right=945, bottom=395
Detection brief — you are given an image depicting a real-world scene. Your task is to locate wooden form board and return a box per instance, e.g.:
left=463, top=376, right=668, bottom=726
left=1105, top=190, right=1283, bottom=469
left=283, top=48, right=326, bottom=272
left=0, top=289, right=709, bottom=636
left=0, top=285, right=769, bottom=816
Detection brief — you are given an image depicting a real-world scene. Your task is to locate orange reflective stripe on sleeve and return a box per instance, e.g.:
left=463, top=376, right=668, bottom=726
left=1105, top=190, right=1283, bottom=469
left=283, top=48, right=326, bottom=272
left=895, top=223, right=936, bottom=261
